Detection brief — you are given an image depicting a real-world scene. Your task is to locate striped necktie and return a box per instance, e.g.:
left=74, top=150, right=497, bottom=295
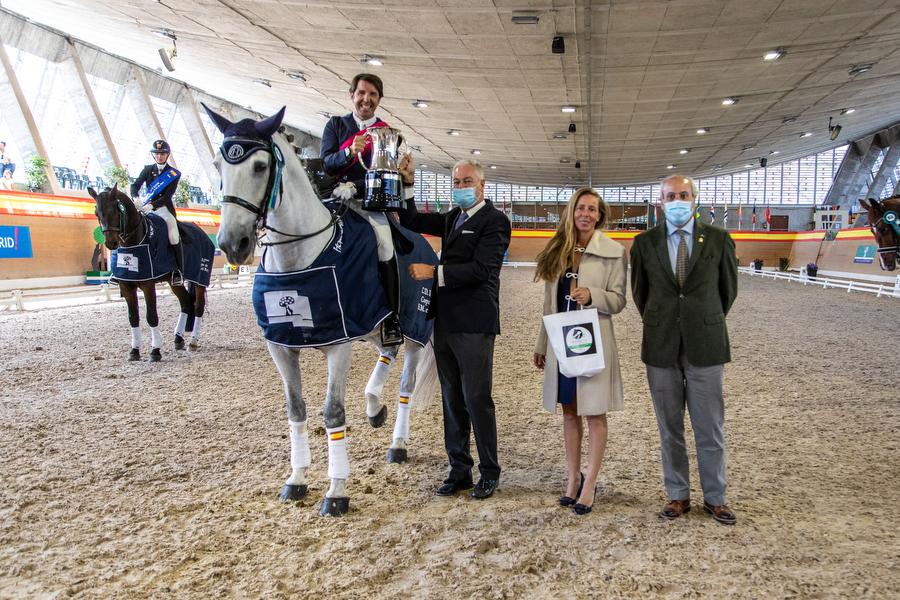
left=676, top=230, right=689, bottom=286
left=454, top=210, right=468, bottom=230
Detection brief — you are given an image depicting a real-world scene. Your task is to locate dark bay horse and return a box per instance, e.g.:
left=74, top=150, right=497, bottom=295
left=860, top=196, right=900, bottom=271
left=90, top=185, right=209, bottom=361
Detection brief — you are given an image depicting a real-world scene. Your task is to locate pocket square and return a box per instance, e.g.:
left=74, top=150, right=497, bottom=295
left=461, top=229, right=474, bottom=234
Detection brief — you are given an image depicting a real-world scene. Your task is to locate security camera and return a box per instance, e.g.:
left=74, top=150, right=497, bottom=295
left=158, top=47, right=176, bottom=72
left=552, top=36, right=565, bottom=54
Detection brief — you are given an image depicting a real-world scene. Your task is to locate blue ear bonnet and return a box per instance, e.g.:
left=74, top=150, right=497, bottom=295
left=221, top=120, right=272, bottom=165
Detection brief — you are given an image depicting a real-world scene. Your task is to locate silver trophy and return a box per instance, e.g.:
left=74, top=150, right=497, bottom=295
left=359, top=127, right=406, bottom=211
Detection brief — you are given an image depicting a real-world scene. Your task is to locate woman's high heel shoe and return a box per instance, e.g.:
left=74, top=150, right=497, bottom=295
left=558, top=472, right=584, bottom=507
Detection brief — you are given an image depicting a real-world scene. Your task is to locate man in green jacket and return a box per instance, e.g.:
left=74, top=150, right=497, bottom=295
left=630, top=174, right=738, bottom=525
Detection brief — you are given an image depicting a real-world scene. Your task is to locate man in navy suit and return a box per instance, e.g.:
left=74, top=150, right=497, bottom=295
left=399, top=158, right=512, bottom=500
left=321, top=73, right=403, bottom=346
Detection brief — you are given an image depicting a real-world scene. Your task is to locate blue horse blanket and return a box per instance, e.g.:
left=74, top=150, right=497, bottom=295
left=252, top=205, right=437, bottom=348
left=110, top=213, right=215, bottom=286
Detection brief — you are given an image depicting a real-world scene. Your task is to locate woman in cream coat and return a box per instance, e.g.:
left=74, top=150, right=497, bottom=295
left=533, top=188, right=626, bottom=515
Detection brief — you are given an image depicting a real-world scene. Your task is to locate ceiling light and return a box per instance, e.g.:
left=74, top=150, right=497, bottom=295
left=782, top=115, right=798, bottom=124
left=420, top=164, right=428, bottom=168
left=552, top=134, right=567, bottom=140
left=667, top=164, right=676, bottom=169
left=151, top=28, right=177, bottom=41
left=722, top=97, right=739, bottom=106
left=511, top=12, right=540, bottom=25
left=697, top=127, right=710, bottom=134
left=800, top=132, right=812, bottom=138
left=412, top=100, right=429, bottom=108
left=158, top=46, right=176, bottom=72
left=316, top=111, right=332, bottom=119
left=447, top=129, right=461, bottom=136
left=489, top=164, right=497, bottom=169
left=764, top=48, right=786, bottom=61
left=282, top=70, right=306, bottom=81
left=743, top=164, right=754, bottom=168
left=841, top=107, right=856, bottom=115
left=471, top=149, right=481, bottom=155
left=828, top=117, right=842, bottom=141
left=360, top=54, right=383, bottom=66
left=679, top=149, right=689, bottom=154
left=848, top=63, right=872, bottom=77
left=561, top=105, right=577, bottom=113
left=560, top=158, right=571, bottom=164
left=253, top=79, right=272, bottom=88
left=769, top=150, right=780, bottom=155
left=742, top=144, right=756, bottom=151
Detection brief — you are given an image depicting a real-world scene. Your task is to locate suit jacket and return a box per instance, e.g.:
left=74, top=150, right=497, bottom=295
left=130, top=163, right=180, bottom=214
left=399, top=198, right=511, bottom=334
left=630, top=219, right=738, bottom=368
left=321, top=113, right=385, bottom=190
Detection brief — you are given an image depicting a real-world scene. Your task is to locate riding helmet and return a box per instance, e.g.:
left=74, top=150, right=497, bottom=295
left=150, top=140, right=171, bottom=153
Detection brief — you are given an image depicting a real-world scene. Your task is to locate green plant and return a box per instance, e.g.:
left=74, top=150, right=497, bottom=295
left=104, top=165, right=130, bottom=190
left=175, top=178, right=191, bottom=207
left=25, top=155, right=49, bottom=192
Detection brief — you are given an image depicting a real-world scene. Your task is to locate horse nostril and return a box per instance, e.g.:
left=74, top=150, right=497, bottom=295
left=238, top=237, right=251, bottom=255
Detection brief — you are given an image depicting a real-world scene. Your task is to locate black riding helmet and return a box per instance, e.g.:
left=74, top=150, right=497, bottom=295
left=150, top=139, right=171, bottom=154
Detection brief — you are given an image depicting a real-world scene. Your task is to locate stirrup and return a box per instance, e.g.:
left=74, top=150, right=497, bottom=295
left=380, top=316, right=403, bottom=347
left=171, top=271, right=184, bottom=286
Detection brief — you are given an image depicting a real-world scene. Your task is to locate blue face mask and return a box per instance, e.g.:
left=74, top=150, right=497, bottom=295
left=452, top=187, right=478, bottom=209
left=664, top=200, right=694, bottom=227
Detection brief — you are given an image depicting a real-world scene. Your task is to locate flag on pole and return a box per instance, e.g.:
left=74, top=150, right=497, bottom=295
left=708, top=205, right=716, bottom=224
left=848, top=205, right=854, bottom=227
left=737, top=203, right=743, bottom=230
left=765, top=206, right=771, bottom=228
left=751, top=206, right=757, bottom=230
left=723, top=203, right=729, bottom=229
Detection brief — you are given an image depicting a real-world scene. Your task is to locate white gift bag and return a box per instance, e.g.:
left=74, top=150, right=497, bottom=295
left=542, top=306, right=605, bottom=378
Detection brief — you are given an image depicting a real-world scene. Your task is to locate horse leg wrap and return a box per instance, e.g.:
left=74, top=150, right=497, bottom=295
left=130, top=327, right=142, bottom=349
left=190, top=316, right=203, bottom=340
left=174, top=312, right=188, bottom=336
left=289, top=420, right=311, bottom=471
left=392, top=395, right=411, bottom=441
left=365, top=354, right=392, bottom=416
left=326, top=426, right=350, bottom=480
left=149, top=326, right=163, bottom=349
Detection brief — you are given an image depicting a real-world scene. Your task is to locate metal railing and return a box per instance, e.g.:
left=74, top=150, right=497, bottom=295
left=741, top=267, right=900, bottom=299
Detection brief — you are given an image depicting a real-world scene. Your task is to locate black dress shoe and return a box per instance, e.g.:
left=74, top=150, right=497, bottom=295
left=573, top=502, right=592, bottom=515
left=471, top=478, right=499, bottom=500
left=436, top=479, right=473, bottom=497
left=559, top=472, right=585, bottom=507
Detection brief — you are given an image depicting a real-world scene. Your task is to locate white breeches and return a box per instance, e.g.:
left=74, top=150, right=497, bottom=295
left=154, top=206, right=180, bottom=245
left=353, top=209, right=394, bottom=262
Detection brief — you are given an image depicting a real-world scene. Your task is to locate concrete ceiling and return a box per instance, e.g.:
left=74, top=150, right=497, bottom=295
left=5, top=0, right=900, bottom=186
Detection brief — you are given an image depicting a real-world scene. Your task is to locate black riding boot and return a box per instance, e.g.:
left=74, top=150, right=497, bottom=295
left=378, top=257, right=403, bottom=347
left=172, top=241, right=185, bottom=286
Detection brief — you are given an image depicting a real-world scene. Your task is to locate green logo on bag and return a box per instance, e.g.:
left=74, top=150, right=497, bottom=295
left=563, top=323, right=596, bottom=357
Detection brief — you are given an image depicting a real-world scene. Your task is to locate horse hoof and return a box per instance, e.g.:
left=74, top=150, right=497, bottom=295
left=368, top=405, right=387, bottom=428
left=128, top=348, right=140, bottom=361
left=174, top=335, right=185, bottom=350
left=319, top=496, right=349, bottom=517
left=188, top=339, right=200, bottom=351
left=386, top=447, right=408, bottom=464
left=279, top=484, right=308, bottom=502
left=150, top=348, right=162, bottom=362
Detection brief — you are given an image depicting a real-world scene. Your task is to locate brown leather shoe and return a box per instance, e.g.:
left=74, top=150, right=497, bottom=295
left=703, top=501, right=736, bottom=525
left=659, top=499, right=691, bottom=520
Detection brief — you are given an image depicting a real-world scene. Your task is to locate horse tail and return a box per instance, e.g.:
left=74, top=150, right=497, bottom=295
left=411, top=337, right=439, bottom=412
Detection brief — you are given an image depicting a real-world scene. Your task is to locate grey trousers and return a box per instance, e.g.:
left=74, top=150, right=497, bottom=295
left=646, top=356, right=728, bottom=506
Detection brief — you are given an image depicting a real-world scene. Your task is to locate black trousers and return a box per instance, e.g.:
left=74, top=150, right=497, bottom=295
left=433, top=327, right=500, bottom=481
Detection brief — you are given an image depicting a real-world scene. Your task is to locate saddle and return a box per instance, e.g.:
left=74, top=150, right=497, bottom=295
left=301, top=158, right=337, bottom=200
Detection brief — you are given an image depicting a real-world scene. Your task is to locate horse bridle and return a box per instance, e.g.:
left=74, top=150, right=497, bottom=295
left=870, top=210, right=900, bottom=258
left=100, top=197, right=141, bottom=247
left=219, top=137, right=340, bottom=246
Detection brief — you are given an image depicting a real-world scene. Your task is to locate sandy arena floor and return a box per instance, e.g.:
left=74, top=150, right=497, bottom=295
left=0, top=268, right=898, bottom=599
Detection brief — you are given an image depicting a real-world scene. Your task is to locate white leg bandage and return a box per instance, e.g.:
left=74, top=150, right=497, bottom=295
left=326, top=426, right=350, bottom=480
left=130, top=327, right=141, bottom=349
left=365, top=354, right=393, bottom=415
left=174, top=313, right=188, bottom=336
left=190, top=316, right=202, bottom=340
left=289, top=420, right=311, bottom=470
left=149, top=326, right=162, bottom=349
left=392, top=395, right=411, bottom=441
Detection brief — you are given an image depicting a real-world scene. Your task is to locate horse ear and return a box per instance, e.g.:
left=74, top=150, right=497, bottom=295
left=202, top=102, right=234, bottom=134
left=87, top=186, right=97, bottom=200
left=255, top=106, right=286, bottom=139
left=111, top=182, right=119, bottom=198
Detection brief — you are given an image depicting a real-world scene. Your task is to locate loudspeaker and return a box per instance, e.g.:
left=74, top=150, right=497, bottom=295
left=568, top=122, right=576, bottom=133
left=552, top=36, right=565, bottom=54
left=830, top=124, right=842, bottom=141
left=158, top=48, right=175, bottom=72
left=575, top=161, right=581, bottom=169
left=759, top=157, right=767, bottom=168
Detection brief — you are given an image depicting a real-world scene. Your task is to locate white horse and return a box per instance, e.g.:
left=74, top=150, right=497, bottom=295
left=205, top=105, right=438, bottom=516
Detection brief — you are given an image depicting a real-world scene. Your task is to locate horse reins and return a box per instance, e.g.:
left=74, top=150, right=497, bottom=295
left=870, top=211, right=900, bottom=258
left=220, top=137, right=341, bottom=247
left=100, top=196, right=143, bottom=248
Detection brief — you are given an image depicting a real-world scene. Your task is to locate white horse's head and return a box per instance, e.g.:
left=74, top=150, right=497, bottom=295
left=204, top=104, right=287, bottom=265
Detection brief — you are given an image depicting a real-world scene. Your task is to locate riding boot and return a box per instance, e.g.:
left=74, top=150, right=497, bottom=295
left=378, top=258, right=403, bottom=347
left=172, top=241, right=185, bottom=286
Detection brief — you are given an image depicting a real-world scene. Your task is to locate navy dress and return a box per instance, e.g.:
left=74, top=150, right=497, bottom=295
left=557, top=268, right=578, bottom=405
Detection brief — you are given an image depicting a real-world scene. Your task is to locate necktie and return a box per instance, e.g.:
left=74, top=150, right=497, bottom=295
left=454, top=211, right=468, bottom=230
left=675, top=230, right=689, bottom=286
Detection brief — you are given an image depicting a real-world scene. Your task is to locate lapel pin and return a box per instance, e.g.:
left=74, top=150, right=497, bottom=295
left=698, top=235, right=705, bottom=244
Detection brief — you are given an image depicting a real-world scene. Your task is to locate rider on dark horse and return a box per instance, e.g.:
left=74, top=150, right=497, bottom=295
left=321, top=73, right=404, bottom=347
left=131, top=139, right=185, bottom=286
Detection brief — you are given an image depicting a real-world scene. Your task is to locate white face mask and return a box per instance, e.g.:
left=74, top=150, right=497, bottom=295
left=664, top=200, right=694, bottom=226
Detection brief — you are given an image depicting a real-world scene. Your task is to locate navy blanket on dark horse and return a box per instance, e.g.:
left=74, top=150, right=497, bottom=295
left=110, top=213, right=215, bottom=286
left=253, top=204, right=437, bottom=348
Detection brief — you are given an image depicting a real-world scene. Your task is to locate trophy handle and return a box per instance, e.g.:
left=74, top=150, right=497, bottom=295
left=357, top=152, right=373, bottom=172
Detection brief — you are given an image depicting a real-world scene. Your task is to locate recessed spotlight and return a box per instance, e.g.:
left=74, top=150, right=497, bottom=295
left=697, top=127, right=710, bottom=134
left=253, top=79, right=272, bottom=88
left=679, top=149, right=689, bottom=154
left=782, top=115, right=798, bottom=124
left=560, top=158, right=571, bottom=164
left=316, top=111, right=332, bottom=119
left=800, top=132, right=812, bottom=138
left=283, top=70, right=306, bottom=81
left=489, top=164, right=497, bottom=169
left=561, top=105, right=577, bottom=113
left=552, top=134, right=567, bottom=140
left=360, top=54, right=383, bottom=66
left=471, top=149, right=481, bottom=155
left=722, top=97, right=739, bottom=106
left=447, top=129, right=461, bottom=136
left=848, top=63, right=872, bottom=77
left=667, top=164, right=676, bottom=169
left=764, top=48, right=786, bottom=61
left=412, top=100, right=429, bottom=108
left=841, top=107, right=856, bottom=115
